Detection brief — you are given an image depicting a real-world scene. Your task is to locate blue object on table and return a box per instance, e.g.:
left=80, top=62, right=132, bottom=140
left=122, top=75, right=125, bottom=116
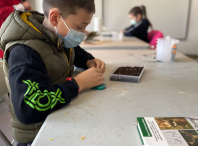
left=92, top=84, right=107, bottom=90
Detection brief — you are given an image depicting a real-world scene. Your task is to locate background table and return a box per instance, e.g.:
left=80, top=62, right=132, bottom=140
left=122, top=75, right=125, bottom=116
left=80, top=37, right=150, bottom=50
left=32, top=50, right=198, bottom=146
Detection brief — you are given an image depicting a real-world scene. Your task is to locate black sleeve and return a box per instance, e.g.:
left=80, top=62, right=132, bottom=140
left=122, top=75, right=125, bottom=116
left=73, top=46, right=95, bottom=69
left=124, top=25, right=134, bottom=31
left=124, top=19, right=149, bottom=37
left=8, top=45, right=79, bottom=125
left=123, top=25, right=134, bottom=36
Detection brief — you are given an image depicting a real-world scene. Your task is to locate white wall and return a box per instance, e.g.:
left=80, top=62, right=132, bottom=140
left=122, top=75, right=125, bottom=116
left=104, top=0, right=189, bottom=39
left=103, top=0, right=198, bottom=55
left=28, top=0, right=198, bottom=55
left=177, top=0, right=198, bottom=55
left=28, top=0, right=43, bottom=13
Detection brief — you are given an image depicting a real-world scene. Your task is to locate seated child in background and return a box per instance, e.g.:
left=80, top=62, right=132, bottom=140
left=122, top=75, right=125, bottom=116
left=122, top=5, right=152, bottom=43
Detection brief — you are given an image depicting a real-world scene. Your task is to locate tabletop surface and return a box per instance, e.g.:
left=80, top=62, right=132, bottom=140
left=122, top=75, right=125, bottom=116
left=32, top=50, right=198, bottom=146
left=80, top=37, right=150, bottom=49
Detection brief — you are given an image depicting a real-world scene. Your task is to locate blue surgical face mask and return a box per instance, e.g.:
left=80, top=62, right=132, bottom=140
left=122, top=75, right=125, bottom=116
left=55, top=16, right=86, bottom=48
left=130, top=19, right=137, bottom=25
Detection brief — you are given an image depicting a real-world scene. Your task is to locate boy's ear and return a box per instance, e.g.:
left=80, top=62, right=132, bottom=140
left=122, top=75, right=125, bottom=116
left=49, top=8, right=61, bottom=26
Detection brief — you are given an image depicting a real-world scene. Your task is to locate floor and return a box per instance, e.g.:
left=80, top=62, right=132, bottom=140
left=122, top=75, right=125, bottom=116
left=0, top=94, right=13, bottom=146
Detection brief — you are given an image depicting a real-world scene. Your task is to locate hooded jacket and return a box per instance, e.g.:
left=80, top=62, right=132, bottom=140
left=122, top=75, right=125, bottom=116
left=0, top=11, right=94, bottom=143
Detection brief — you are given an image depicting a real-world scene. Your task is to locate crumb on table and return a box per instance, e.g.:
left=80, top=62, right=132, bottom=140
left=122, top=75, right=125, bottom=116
left=80, top=136, right=85, bottom=140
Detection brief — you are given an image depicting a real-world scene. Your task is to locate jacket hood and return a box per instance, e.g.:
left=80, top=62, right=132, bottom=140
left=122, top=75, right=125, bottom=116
left=0, top=11, right=64, bottom=51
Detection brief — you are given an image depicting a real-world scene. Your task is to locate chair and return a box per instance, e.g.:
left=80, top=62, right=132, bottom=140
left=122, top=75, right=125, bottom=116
left=148, top=30, right=164, bottom=50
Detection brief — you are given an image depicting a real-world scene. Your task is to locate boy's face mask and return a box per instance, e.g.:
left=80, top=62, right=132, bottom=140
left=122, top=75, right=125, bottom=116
left=55, top=16, right=87, bottom=48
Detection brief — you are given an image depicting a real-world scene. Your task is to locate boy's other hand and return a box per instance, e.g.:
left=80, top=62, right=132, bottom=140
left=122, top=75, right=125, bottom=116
left=87, top=59, right=106, bottom=73
left=23, top=1, right=32, bottom=11
left=85, top=30, right=89, bottom=35
left=74, top=68, right=104, bottom=92
left=120, top=30, right=126, bottom=34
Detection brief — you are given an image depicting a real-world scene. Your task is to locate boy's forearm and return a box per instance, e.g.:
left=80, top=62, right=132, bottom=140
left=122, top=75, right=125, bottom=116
left=8, top=45, right=79, bottom=125
left=10, top=68, right=79, bottom=125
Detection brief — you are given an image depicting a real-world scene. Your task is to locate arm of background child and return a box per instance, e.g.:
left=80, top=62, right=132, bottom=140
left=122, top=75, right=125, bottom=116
left=124, top=25, right=135, bottom=36
left=8, top=45, right=79, bottom=125
left=124, top=21, right=148, bottom=37
left=73, top=46, right=95, bottom=69
left=124, top=25, right=133, bottom=31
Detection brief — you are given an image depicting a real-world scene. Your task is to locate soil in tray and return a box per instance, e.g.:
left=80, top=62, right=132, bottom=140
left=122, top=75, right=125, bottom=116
left=114, top=66, right=144, bottom=76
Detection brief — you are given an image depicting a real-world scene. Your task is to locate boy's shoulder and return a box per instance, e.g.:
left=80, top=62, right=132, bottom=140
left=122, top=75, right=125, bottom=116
left=11, top=44, right=32, bottom=55
left=10, top=44, right=40, bottom=60
left=9, top=44, right=44, bottom=71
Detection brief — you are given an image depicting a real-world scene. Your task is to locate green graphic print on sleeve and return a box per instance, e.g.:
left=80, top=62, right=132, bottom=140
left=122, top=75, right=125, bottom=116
left=23, top=80, right=65, bottom=111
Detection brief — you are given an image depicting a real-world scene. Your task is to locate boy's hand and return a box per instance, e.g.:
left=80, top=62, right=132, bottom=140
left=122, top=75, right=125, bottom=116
left=87, top=59, right=106, bottom=73
left=120, top=30, right=126, bottom=34
left=74, top=68, right=104, bottom=92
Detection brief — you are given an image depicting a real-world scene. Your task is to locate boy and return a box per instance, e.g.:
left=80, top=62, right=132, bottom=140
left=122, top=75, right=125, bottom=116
left=0, top=0, right=105, bottom=145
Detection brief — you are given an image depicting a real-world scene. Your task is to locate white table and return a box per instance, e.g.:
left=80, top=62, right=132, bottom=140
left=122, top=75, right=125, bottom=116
left=32, top=50, right=198, bottom=146
left=80, top=37, right=150, bottom=50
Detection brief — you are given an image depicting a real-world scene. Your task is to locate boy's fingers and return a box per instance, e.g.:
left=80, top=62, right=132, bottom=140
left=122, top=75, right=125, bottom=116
left=98, top=73, right=103, bottom=77
left=95, top=68, right=103, bottom=73
left=100, top=62, right=104, bottom=68
left=98, top=76, right=104, bottom=81
left=102, top=67, right=106, bottom=73
left=91, top=64, right=96, bottom=68
left=100, top=61, right=105, bottom=69
left=87, top=60, right=96, bottom=68
left=98, top=81, right=103, bottom=85
left=97, top=79, right=104, bottom=84
left=96, top=60, right=102, bottom=68
left=100, top=62, right=106, bottom=73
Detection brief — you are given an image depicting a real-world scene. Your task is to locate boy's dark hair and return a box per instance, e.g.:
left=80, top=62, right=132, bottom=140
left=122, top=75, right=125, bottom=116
left=43, top=0, right=95, bottom=18
left=129, top=5, right=153, bottom=29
